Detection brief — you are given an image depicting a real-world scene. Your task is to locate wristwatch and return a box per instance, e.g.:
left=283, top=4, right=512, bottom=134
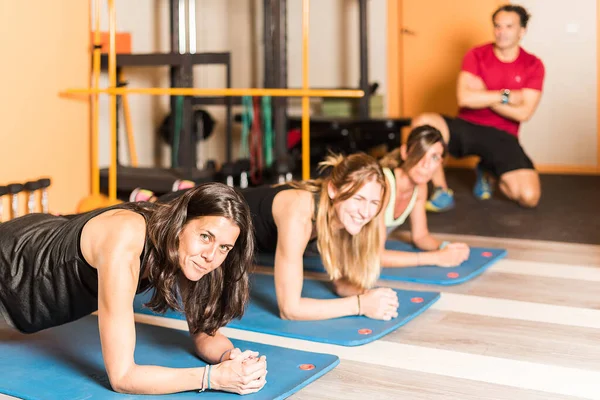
left=501, top=89, right=511, bottom=104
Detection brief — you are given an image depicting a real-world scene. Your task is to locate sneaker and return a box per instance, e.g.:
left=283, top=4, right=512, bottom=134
left=473, top=165, right=493, bottom=200
left=426, top=187, right=455, bottom=212
left=172, top=179, right=195, bottom=192
left=129, top=188, right=155, bottom=203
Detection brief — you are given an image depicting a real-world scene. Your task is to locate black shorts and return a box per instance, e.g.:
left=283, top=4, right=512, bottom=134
left=443, top=116, right=535, bottom=177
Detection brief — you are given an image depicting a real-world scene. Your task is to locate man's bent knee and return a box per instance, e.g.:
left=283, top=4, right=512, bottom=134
left=410, top=113, right=449, bottom=143
left=411, top=112, right=442, bottom=128
left=518, top=187, right=541, bottom=208
left=500, top=170, right=540, bottom=208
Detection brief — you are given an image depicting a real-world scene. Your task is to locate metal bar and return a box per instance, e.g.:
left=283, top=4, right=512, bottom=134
left=192, top=96, right=242, bottom=106
left=358, top=0, right=370, bottom=118
left=99, top=53, right=231, bottom=67
left=185, top=0, right=196, bottom=174
left=597, top=0, right=600, bottom=170
left=190, top=53, right=232, bottom=64
left=274, top=0, right=288, bottom=178
left=178, top=0, right=187, bottom=54
left=170, top=0, right=179, bottom=53
left=386, top=0, right=401, bottom=117
left=91, top=0, right=101, bottom=196
left=115, top=68, right=122, bottom=168
left=301, top=0, right=310, bottom=180
left=170, top=0, right=180, bottom=170
left=264, top=0, right=273, bottom=89
left=64, top=87, right=365, bottom=97
left=108, top=0, right=117, bottom=200
left=225, top=54, right=233, bottom=162
left=180, top=55, right=195, bottom=174
left=188, top=0, right=197, bottom=54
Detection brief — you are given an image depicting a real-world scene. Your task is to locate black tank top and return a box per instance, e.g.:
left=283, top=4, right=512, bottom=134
left=242, top=184, right=319, bottom=254
left=0, top=202, right=154, bottom=333
left=241, top=185, right=293, bottom=253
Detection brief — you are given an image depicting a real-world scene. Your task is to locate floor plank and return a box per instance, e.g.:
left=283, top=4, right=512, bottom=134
left=385, top=310, right=600, bottom=372
left=291, top=360, right=586, bottom=400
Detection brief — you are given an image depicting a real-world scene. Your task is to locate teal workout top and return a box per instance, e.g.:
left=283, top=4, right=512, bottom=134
left=383, top=167, right=418, bottom=229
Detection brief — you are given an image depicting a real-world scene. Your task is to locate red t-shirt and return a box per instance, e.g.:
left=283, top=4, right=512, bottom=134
left=457, top=43, right=545, bottom=137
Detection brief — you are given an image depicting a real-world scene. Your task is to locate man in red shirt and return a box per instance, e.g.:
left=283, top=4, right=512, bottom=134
left=411, top=4, right=545, bottom=212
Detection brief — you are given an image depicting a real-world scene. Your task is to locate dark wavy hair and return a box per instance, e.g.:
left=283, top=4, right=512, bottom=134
left=379, top=125, right=447, bottom=172
left=493, top=4, right=531, bottom=28
left=143, top=183, right=254, bottom=335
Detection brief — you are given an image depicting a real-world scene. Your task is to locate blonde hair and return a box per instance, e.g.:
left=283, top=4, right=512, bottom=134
left=379, top=125, right=447, bottom=172
left=289, top=152, right=387, bottom=289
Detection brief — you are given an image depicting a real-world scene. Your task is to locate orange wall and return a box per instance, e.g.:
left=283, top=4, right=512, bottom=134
left=0, top=1, right=90, bottom=220
left=399, top=0, right=503, bottom=118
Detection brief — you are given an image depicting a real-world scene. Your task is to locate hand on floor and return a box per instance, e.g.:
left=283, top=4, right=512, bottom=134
left=436, top=243, right=470, bottom=267
left=212, top=350, right=268, bottom=395
left=361, top=288, right=399, bottom=321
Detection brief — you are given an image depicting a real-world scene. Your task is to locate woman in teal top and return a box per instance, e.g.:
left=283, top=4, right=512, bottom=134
left=378, top=125, right=471, bottom=268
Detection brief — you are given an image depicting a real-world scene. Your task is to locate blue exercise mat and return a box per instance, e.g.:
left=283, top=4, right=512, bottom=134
left=0, top=315, right=339, bottom=400
left=134, top=274, right=440, bottom=347
left=255, top=239, right=507, bottom=286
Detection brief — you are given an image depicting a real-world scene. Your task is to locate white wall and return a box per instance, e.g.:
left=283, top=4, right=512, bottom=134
left=96, top=0, right=388, bottom=169
left=287, top=0, right=387, bottom=90
left=517, top=0, right=598, bottom=167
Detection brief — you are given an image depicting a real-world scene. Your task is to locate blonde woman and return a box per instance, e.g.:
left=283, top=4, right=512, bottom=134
left=242, top=152, right=399, bottom=321
left=378, top=125, right=470, bottom=268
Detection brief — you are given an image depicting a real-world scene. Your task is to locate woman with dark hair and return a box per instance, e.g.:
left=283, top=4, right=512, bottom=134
left=0, top=183, right=267, bottom=396
left=378, top=125, right=470, bottom=268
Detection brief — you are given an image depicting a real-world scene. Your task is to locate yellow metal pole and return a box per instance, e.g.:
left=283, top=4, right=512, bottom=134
left=63, top=87, right=364, bottom=98
left=91, top=0, right=101, bottom=195
left=108, top=0, right=117, bottom=201
left=386, top=0, right=401, bottom=118
left=598, top=0, right=600, bottom=171
left=301, top=0, right=310, bottom=180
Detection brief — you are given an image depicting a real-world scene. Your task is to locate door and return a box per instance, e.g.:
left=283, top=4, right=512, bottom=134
left=388, top=0, right=503, bottom=165
left=401, top=0, right=504, bottom=117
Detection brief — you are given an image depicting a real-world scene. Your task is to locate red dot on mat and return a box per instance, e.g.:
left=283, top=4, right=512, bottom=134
left=299, top=364, right=315, bottom=370
left=447, top=272, right=460, bottom=278
left=482, top=251, right=493, bottom=257
left=358, top=328, right=373, bottom=335
left=411, top=297, right=424, bottom=303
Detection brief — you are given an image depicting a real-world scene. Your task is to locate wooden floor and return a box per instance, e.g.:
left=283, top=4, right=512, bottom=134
left=2, top=232, right=600, bottom=399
